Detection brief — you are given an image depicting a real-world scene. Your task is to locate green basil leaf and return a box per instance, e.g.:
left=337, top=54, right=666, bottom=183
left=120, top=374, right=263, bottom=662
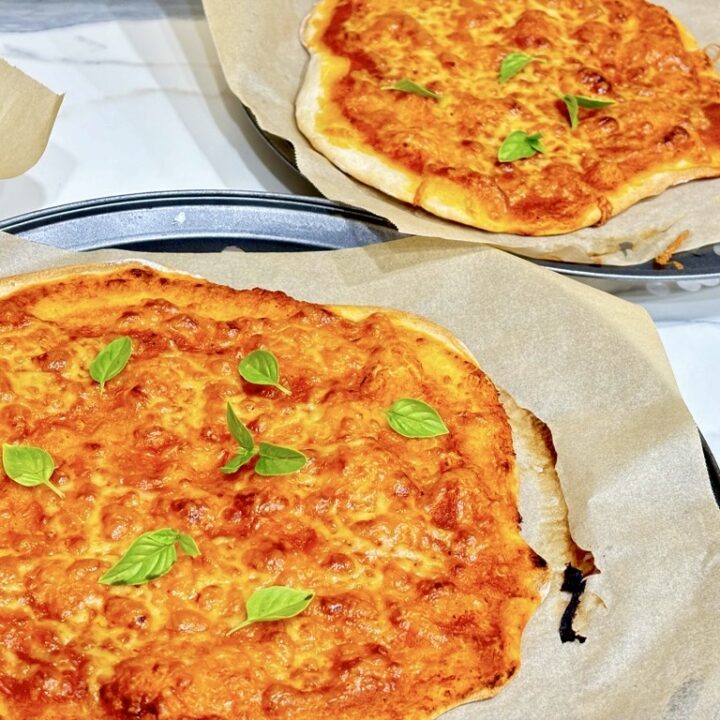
left=575, top=95, right=615, bottom=109
left=228, top=586, right=314, bottom=634
left=221, top=447, right=258, bottom=475
left=498, top=131, right=545, bottom=163
left=238, top=350, right=291, bottom=396
left=99, top=528, right=200, bottom=586
left=177, top=533, right=201, bottom=558
left=255, top=442, right=307, bottom=476
left=386, top=398, right=449, bottom=438
left=384, top=78, right=440, bottom=100
left=559, top=93, right=614, bottom=129
left=2, top=444, right=64, bottom=498
left=528, top=136, right=544, bottom=153
left=499, top=52, right=543, bottom=83
left=226, top=403, right=254, bottom=451
left=89, top=336, right=132, bottom=390
left=562, top=94, right=580, bottom=130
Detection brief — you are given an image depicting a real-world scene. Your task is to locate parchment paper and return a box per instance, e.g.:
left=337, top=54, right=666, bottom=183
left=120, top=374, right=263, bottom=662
left=0, top=60, right=62, bottom=179
left=0, top=232, right=718, bottom=719
left=202, top=0, right=720, bottom=266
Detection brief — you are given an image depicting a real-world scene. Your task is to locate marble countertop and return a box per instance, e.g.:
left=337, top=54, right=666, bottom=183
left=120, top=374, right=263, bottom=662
left=0, top=1, right=718, bottom=464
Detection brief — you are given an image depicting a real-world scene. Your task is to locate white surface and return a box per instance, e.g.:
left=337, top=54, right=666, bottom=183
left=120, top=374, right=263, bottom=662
left=0, top=15, right=317, bottom=215
left=0, top=11, right=718, bottom=464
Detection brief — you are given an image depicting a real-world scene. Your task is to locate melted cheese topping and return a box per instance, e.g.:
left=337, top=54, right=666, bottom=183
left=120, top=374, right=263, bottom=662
left=0, top=266, right=545, bottom=719
left=304, top=0, right=720, bottom=234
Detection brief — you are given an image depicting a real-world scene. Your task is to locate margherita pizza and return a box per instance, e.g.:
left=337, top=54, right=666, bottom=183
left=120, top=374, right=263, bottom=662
left=0, top=264, right=559, bottom=719
left=296, top=0, right=720, bottom=235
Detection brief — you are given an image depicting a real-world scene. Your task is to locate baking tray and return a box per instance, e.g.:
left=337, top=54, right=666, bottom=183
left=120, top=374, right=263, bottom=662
left=5, top=186, right=720, bottom=292
left=245, top=109, right=720, bottom=292
left=0, top=189, right=717, bottom=504
left=0, top=191, right=399, bottom=253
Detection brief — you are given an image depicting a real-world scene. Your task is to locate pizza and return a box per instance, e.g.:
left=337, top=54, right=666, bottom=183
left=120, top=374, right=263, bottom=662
left=296, top=0, right=720, bottom=235
left=0, top=263, right=561, bottom=719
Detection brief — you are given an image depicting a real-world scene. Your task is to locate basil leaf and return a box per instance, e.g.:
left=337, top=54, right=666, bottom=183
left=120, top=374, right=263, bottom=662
left=221, top=447, right=258, bottom=475
left=575, top=95, right=615, bottom=109
left=228, top=586, right=314, bottom=634
left=177, top=532, right=200, bottom=557
left=99, top=528, right=200, bottom=586
left=562, top=94, right=581, bottom=130
left=499, top=52, right=543, bottom=83
left=2, top=444, right=64, bottom=498
left=384, top=78, right=440, bottom=100
left=226, top=403, right=254, bottom=451
left=89, top=336, right=132, bottom=390
left=386, top=398, right=449, bottom=438
left=498, top=131, right=545, bottom=163
left=238, top=350, right=291, bottom=396
left=255, top=442, right=307, bottom=476
left=559, top=93, right=615, bottom=129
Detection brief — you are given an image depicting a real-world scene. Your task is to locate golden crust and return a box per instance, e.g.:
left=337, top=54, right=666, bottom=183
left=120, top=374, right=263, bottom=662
left=0, top=260, right=150, bottom=295
left=0, top=263, right=563, bottom=719
left=602, top=164, right=720, bottom=218
left=296, top=52, right=422, bottom=207
left=297, top=0, right=720, bottom=236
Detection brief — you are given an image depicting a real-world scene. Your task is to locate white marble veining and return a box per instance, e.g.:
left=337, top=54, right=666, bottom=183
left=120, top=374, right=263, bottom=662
left=0, top=14, right=316, bottom=218
left=0, top=9, right=718, bottom=463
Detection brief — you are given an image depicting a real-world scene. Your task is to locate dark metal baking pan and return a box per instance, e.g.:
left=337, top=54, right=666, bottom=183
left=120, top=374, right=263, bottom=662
left=0, top=191, right=399, bottom=253
left=705, top=435, right=720, bottom=507
left=0, top=189, right=717, bottom=504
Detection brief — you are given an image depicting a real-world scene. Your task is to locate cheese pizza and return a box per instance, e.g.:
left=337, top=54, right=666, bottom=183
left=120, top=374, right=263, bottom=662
left=296, top=0, right=720, bottom=235
left=0, top=264, right=559, bottom=719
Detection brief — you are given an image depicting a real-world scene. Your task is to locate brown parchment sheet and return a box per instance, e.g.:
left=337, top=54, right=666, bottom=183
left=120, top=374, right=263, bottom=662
left=0, top=60, right=62, bottom=179
left=0, top=231, right=718, bottom=718
left=202, top=0, right=720, bottom=267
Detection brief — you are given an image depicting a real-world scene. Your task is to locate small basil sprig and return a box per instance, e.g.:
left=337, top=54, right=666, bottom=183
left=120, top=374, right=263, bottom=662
left=498, top=131, right=544, bottom=162
left=559, top=93, right=615, bottom=129
left=89, top=336, right=132, bottom=390
left=221, top=405, right=306, bottom=476
left=384, top=78, right=440, bottom=100
left=221, top=403, right=258, bottom=474
left=499, top=52, right=544, bottom=83
left=228, top=586, right=314, bottom=634
left=255, top=442, right=307, bottom=476
left=2, top=444, right=64, bottom=498
left=386, top=398, right=449, bottom=438
left=239, top=350, right=291, bottom=395
left=99, top=528, right=200, bottom=586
